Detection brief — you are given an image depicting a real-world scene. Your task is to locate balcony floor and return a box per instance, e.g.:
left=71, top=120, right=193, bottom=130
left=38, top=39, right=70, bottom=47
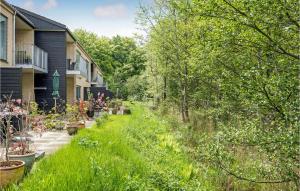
left=16, top=64, right=48, bottom=73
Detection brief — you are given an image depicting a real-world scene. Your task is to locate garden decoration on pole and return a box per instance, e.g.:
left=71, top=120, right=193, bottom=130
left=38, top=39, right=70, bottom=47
left=52, top=70, right=60, bottom=112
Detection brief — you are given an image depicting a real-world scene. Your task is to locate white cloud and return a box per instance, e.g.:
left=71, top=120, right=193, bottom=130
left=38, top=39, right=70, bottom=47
left=23, top=0, right=34, bottom=11
left=93, top=4, right=127, bottom=18
left=42, top=0, right=57, bottom=10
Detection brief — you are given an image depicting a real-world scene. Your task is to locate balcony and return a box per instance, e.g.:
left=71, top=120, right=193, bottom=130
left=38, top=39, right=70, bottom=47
left=15, top=44, right=48, bottom=73
left=91, top=75, right=106, bottom=87
left=66, top=58, right=88, bottom=79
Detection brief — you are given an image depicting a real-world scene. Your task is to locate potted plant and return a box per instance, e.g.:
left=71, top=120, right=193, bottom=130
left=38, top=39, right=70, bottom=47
left=66, top=104, right=80, bottom=135
left=8, top=137, right=35, bottom=175
left=0, top=96, right=25, bottom=188
left=78, top=100, right=87, bottom=128
left=86, top=92, right=94, bottom=118
left=7, top=100, right=41, bottom=175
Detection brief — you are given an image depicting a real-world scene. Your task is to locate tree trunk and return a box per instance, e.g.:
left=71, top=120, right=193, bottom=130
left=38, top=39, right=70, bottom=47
left=163, top=76, right=167, bottom=100
left=183, top=61, right=189, bottom=122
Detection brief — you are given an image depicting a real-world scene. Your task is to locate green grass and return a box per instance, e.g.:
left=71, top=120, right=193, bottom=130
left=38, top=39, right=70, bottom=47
left=8, top=103, right=217, bottom=191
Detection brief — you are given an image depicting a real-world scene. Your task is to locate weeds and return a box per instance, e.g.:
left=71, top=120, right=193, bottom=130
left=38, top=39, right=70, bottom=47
left=7, top=104, right=217, bottom=191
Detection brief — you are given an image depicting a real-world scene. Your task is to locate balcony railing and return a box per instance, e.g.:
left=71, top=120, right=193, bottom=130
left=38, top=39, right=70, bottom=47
left=15, top=43, right=48, bottom=73
left=91, top=75, right=105, bottom=85
left=66, top=58, right=88, bottom=79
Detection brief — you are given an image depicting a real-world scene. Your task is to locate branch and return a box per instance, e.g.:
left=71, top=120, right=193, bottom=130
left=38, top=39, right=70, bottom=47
left=261, top=85, right=286, bottom=119
left=222, top=0, right=300, bottom=60
left=216, top=149, right=292, bottom=184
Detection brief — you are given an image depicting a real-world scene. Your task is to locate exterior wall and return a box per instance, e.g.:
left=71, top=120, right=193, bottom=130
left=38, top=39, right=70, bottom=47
left=34, top=31, right=66, bottom=109
left=22, top=71, right=34, bottom=102
left=0, top=2, right=14, bottom=67
left=75, top=75, right=90, bottom=100
left=0, top=68, right=22, bottom=99
left=15, top=29, right=34, bottom=45
left=67, top=76, right=75, bottom=103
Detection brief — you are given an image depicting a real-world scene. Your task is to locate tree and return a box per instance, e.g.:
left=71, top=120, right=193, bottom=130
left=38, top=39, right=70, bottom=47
left=138, top=0, right=299, bottom=189
left=73, top=30, right=147, bottom=99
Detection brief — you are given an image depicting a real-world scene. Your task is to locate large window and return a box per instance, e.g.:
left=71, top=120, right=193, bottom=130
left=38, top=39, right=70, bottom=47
left=0, top=14, right=7, bottom=61
left=76, top=86, right=81, bottom=100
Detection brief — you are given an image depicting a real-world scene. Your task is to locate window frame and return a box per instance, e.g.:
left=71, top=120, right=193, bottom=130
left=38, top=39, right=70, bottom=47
left=0, top=13, right=8, bottom=62
left=76, top=85, right=81, bottom=100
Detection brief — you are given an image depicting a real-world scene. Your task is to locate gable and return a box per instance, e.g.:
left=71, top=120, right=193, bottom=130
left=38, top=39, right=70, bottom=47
left=14, top=6, right=66, bottom=31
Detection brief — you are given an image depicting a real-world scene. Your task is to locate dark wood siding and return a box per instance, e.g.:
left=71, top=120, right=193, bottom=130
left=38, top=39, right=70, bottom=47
left=84, top=87, right=113, bottom=100
left=34, top=31, right=66, bottom=110
left=0, top=68, right=22, bottom=100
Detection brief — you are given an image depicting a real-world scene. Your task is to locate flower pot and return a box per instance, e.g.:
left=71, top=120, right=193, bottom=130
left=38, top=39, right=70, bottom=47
left=78, top=122, right=85, bottom=129
left=67, top=126, right=78, bottom=135
left=8, top=152, right=35, bottom=175
left=87, top=110, right=94, bottom=118
left=0, top=160, right=25, bottom=188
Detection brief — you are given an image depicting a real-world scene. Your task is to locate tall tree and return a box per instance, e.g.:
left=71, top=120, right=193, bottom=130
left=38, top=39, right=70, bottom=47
left=138, top=0, right=299, bottom=188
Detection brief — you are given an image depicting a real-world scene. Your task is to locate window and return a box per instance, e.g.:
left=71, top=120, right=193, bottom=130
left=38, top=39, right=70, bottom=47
left=75, top=51, right=81, bottom=70
left=0, top=14, right=7, bottom=61
left=85, top=59, right=89, bottom=74
left=76, top=86, right=81, bottom=100
left=76, top=51, right=81, bottom=63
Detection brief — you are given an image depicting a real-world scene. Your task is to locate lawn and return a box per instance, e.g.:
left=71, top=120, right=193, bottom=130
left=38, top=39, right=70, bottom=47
left=7, top=103, right=217, bottom=191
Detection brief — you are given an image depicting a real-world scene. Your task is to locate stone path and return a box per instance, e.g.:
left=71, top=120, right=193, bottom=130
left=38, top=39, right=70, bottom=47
left=0, top=119, right=96, bottom=159
left=30, top=131, right=72, bottom=155
left=31, top=119, right=95, bottom=155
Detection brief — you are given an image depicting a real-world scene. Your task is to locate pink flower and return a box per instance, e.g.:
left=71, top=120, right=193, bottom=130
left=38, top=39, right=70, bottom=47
left=16, top=99, right=22, bottom=105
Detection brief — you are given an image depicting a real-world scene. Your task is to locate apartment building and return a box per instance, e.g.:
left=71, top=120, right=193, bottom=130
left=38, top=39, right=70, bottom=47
left=0, top=0, right=107, bottom=109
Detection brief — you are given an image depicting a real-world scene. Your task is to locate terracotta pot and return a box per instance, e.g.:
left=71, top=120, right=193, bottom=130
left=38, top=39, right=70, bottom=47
left=0, top=160, right=25, bottom=188
left=78, top=122, right=85, bottom=129
left=8, top=152, right=35, bottom=175
left=68, top=122, right=85, bottom=128
left=67, top=126, right=78, bottom=135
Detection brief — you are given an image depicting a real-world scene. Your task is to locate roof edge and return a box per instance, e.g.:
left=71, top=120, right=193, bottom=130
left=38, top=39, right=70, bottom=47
left=12, top=5, right=66, bottom=30
left=1, top=0, right=35, bottom=28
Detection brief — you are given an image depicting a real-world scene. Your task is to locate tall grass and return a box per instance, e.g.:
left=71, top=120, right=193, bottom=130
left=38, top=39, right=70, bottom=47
left=155, top=103, right=297, bottom=191
left=6, top=104, right=217, bottom=191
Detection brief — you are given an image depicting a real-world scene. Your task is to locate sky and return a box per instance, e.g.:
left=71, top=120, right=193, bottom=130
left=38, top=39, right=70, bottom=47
left=7, top=0, right=149, bottom=37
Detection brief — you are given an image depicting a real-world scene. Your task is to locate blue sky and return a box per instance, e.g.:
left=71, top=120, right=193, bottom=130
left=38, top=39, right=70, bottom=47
left=7, top=0, right=149, bottom=37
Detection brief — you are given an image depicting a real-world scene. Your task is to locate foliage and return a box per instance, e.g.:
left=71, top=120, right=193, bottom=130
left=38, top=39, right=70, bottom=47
left=138, top=0, right=299, bottom=189
left=7, top=104, right=217, bottom=191
left=29, top=101, right=39, bottom=116
left=66, top=104, right=80, bottom=122
left=73, top=29, right=147, bottom=99
left=0, top=96, right=28, bottom=161
left=125, top=74, right=149, bottom=101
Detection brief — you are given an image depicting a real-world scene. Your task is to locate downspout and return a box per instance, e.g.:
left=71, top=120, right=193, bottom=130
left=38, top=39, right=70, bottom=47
left=13, top=10, right=16, bottom=66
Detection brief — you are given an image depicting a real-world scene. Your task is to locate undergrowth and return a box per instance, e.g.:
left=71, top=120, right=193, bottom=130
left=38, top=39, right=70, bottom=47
left=6, top=103, right=217, bottom=191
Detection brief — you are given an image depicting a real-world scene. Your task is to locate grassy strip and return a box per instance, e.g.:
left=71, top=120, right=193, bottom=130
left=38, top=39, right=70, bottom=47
left=8, top=104, right=217, bottom=191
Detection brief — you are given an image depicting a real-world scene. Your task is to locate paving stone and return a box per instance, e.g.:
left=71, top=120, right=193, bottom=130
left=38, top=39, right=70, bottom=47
left=0, top=119, right=95, bottom=158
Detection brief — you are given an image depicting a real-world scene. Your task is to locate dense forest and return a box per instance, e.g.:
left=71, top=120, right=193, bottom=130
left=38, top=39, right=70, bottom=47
left=74, top=0, right=299, bottom=190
